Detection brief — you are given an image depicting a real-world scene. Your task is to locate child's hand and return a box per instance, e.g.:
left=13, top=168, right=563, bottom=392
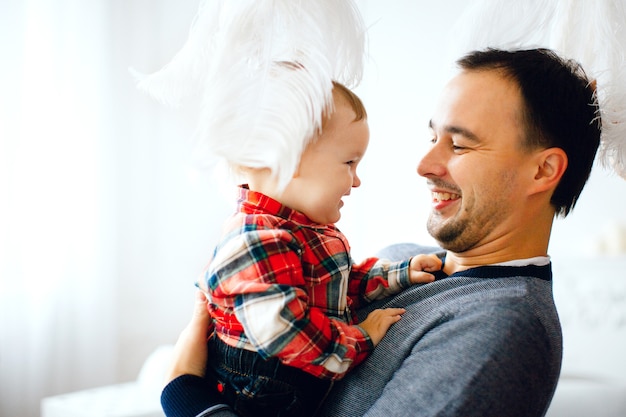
left=408, top=254, right=442, bottom=284
left=359, top=307, right=406, bottom=346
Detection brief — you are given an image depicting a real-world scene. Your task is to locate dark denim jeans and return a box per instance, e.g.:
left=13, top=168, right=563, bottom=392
left=206, top=336, right=333, bottom=417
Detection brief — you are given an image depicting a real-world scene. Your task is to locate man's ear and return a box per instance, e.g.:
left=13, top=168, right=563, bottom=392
left=529, top=147, right=568, bottom=195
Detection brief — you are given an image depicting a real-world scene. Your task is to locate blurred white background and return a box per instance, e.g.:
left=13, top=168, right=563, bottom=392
left=2, top=1, right=626, bottom=416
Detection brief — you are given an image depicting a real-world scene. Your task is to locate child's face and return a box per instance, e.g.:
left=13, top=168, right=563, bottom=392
left=281, top=97, right=369, bottom=224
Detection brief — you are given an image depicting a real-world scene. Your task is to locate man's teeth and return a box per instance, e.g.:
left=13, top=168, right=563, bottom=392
left=433, top=192, right=460, bottom=202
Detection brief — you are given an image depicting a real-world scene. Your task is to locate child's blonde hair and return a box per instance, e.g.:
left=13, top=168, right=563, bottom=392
left=328, top=81, right=367, bottom=124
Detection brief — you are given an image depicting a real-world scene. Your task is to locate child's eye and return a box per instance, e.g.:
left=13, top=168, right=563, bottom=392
left=346, top=160, right=355, bottom=165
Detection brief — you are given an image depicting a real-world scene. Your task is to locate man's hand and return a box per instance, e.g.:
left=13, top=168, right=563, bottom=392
left=164, top=291, right=212, bottom=385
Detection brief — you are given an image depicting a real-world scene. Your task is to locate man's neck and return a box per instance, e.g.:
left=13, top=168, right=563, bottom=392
left=442, top=208, right=554, bottom=275
left=441, top=235, right=551, bottom=275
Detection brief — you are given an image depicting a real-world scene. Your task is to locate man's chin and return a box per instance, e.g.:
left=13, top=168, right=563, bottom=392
left=428, top=224, right=465, bottom=252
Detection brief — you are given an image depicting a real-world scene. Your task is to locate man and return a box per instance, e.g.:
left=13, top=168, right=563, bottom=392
left=160, top=48, right=601, bottom=417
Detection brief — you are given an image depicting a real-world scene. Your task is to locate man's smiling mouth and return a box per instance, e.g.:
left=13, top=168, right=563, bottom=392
left=432, top=192, right=460, bottom=202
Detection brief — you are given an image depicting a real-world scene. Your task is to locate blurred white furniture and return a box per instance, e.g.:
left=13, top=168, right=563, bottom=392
left=546, top=256, right=626, bottom=417
left=41, top=346, right=173, bottom=417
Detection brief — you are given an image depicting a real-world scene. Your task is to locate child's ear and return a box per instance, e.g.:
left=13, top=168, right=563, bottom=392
left=529, top=147, right=568, bottom=195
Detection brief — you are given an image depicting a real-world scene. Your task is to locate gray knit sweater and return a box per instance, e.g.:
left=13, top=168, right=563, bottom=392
left=161, top=244, right=562, bottom=417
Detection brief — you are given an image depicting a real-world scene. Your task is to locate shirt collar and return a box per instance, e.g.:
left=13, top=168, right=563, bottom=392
left=435, top=254, right=552, bottom=281
left=492, top=256, right=551, bottom=267
left=237, top=185, right=319, bottom=227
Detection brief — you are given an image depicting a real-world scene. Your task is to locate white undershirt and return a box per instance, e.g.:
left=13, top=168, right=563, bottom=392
left=493, top=256, right=551, bottom=267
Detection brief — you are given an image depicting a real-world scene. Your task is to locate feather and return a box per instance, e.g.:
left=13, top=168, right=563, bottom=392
left=132, top=0, right=366, bottom=191
left=130, top=0, right=225, bottom=107
left=450, top=0, right=626, bottom=179
left=449, top=0, right=558, bottom=59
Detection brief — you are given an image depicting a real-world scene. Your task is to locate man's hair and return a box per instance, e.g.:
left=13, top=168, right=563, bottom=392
left=457, top=48, right=601, bottom=217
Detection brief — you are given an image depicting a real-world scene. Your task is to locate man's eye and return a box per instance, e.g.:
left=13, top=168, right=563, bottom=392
left=452, top=142, right=467, bottom=151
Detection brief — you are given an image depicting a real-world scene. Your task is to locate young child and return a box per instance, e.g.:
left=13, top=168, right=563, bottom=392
left=199, top=81, right=442, bottom=417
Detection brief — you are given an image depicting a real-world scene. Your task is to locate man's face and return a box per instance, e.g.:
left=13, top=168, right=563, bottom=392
left=417, top=69, right=535, bottom=253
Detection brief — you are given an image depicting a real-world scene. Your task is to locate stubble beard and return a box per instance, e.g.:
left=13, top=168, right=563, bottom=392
left=427, top=211, right=479, bottom=253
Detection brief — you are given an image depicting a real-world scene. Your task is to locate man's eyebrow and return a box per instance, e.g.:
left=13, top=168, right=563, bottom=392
left=429, top=119, right=480, bottom=142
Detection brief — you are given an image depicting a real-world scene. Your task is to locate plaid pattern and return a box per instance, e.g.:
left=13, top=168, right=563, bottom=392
left=204, top=187, right=411, bottom=380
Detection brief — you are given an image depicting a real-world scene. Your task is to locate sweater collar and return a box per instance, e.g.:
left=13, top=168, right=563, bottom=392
left=434, top=253, right=552, bottom=281
left=434, top=260, right=552, bottom=282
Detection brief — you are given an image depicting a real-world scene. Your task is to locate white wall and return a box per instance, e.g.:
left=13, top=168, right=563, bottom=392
left=109, top=0, right=236, bottom=381
left=338, top=0, right=467, bottom=260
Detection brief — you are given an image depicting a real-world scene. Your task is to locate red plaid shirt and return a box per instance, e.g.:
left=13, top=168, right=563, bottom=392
left=204, top=187, right=412, bottom=380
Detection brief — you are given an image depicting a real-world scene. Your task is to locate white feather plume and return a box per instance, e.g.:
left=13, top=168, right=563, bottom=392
left=450, top=0, right=626, bottom=179
left=132, top=0, right=366, bottom=191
